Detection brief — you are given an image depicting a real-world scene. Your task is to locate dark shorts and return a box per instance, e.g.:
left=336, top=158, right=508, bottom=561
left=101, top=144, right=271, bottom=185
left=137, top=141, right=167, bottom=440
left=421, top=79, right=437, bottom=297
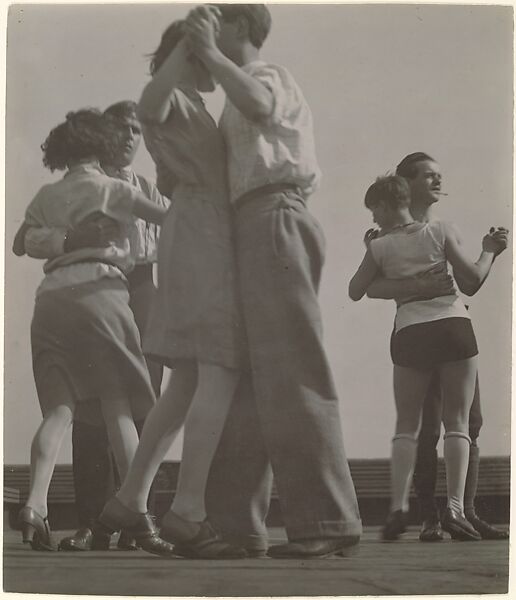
left=391, top=317, right=478, bottom=369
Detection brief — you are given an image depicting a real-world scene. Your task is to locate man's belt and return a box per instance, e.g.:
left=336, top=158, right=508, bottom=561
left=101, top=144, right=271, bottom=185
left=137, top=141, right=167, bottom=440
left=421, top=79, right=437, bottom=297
left=234, top=183, right=303, bottom=210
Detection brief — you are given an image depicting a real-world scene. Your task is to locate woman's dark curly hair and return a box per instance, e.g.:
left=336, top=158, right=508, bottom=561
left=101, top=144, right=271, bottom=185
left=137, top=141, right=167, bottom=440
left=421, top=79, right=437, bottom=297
left=149, top=20, right=185, bottom=76
left=41, top=109, right=120, bottom=171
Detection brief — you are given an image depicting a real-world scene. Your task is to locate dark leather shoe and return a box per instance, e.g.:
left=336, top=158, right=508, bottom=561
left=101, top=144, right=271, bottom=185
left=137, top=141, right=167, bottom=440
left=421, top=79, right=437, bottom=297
left=59, top=527, right=111, bottom=551
left=160, top=514, right=247, bottom=559
left=442, top=507, right=481, bottom=541
left=382, top=510, right=408, bottom=541
left=97, top=497, right=176, bottom=557
left=419, top=517, right=444, bottom=542
left=267, top=535, right=360, bottom=559
left=117, top=530, right=138, bottom=551
left=466, top=513, right=509, bottom=540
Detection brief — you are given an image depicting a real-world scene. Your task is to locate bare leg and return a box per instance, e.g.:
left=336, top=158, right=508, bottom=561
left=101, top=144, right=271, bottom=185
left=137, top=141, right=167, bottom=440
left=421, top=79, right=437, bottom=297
left=116, top=360, right=197, bottom=513
left=26, top=368, right=74, bottom=517
left=391, top=366, right=433, bottom=512
left=383, top=365, right=433, bottom=540
left=171, top=364, right=240, bottom=522
left=101, top=361, right=245, bottom=559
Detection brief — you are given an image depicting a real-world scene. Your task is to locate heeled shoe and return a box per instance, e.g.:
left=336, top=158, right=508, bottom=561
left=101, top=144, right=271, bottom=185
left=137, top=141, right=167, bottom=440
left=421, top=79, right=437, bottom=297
left=160, top=511, right=247, bottom=559
left=59, top=527, right=111, bottom=551
left=97, top=497, right=176, bottom=557
left=18, top=506, right=55, bottom=551
left=382, top=510, right=408, bottom=541
left=441, top=507, right=481, bottom=541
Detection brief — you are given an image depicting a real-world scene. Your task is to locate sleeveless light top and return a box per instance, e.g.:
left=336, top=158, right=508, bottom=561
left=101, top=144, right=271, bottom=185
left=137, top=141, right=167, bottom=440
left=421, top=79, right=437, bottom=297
left=369, top=220, right=469, bottom=333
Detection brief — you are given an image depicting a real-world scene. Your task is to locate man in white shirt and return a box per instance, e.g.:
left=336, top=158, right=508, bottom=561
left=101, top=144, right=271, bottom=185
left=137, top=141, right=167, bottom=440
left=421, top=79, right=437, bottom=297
left=16, top=101, right=169, bottom=552
left=366, top=152, right=508, bottom=542
left=186, top=4, right=362, bottom=559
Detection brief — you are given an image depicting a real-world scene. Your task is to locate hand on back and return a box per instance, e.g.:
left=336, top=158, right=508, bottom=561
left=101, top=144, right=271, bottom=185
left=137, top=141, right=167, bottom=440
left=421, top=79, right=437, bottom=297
left=363, top=228, right=380, bottom=248
left=416, top=263, right=456, bottom=298
left=64, top=213, right=120, bottom=252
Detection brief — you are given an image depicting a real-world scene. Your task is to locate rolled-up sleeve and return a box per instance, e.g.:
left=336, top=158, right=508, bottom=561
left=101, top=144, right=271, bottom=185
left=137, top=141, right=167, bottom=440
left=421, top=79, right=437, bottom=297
left=25, top=227, right=66, bottom=258
left=251, top=64, right=297, bottom=127
left=23, top=187, right=66, bottom=257
left=149, top=182, right=172, bottom=210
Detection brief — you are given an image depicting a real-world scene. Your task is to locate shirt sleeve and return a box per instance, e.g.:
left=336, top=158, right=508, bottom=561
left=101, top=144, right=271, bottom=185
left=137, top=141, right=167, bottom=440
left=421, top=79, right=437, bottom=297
left=97, top=181, right=139, bottom=223
left=250, top=64, right=299, bottom=126
left=139, top=176, right=172, bottom=210
left=22, top=187, right=66, bottom=257
left=25, top=227, right=66, bottom=258
left=24, top=186, right=49, bottom=228
left=153, top=186, right=172, bottom=210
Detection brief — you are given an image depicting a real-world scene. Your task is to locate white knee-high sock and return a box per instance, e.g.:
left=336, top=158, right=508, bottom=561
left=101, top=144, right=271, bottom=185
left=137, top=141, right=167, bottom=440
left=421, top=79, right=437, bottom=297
left=391, top=434, right=418, bottom=513
left=444, top=431, right=471, bottom=516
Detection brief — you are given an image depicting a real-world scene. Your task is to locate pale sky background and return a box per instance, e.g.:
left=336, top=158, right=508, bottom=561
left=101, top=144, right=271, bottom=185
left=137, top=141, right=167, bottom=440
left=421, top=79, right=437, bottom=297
left=4, top=3, right=513, bottom=465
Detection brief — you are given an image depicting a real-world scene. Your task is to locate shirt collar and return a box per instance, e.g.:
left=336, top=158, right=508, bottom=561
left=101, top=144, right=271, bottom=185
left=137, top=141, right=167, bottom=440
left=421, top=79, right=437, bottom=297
left=102, top=165, right=135, bottom=183
left=65, top=161, right=104, bottom=177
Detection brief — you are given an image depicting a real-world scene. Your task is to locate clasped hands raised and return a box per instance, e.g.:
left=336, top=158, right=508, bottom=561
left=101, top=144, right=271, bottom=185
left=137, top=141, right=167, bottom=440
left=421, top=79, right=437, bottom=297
left=180, top=5, right=222, bottom=58
left=483, top=226, right=509, bottom=256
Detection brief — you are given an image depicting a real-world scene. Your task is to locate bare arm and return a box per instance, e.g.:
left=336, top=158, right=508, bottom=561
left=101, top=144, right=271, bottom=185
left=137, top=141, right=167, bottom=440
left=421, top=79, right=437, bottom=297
left=367, top=263, right=456, bottom=301
left=138, top=37, right=191, bottom=124
left=349, top=248, right=379, bottom=301
left=444, top=222, right=503, bottom=296
left=185, top=8, right=274, bottom=122
left=367, top=277, right=422, bottom=300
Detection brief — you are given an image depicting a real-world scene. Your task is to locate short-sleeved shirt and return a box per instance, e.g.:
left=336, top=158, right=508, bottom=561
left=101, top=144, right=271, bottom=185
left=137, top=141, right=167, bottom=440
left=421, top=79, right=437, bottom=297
left=219, top=60, right=321, bottom=203
left=25, top=162, right=144, bottom=294
left=25, top=167, right=170, bottom=266
left=369, top=220, right=469, bottom=332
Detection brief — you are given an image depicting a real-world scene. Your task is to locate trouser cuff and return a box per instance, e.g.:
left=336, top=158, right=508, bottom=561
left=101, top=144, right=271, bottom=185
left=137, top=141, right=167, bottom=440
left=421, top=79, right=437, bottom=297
left=285, top=517, right=363, bottom=541
left=225, top=533, right=269, bottom=552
